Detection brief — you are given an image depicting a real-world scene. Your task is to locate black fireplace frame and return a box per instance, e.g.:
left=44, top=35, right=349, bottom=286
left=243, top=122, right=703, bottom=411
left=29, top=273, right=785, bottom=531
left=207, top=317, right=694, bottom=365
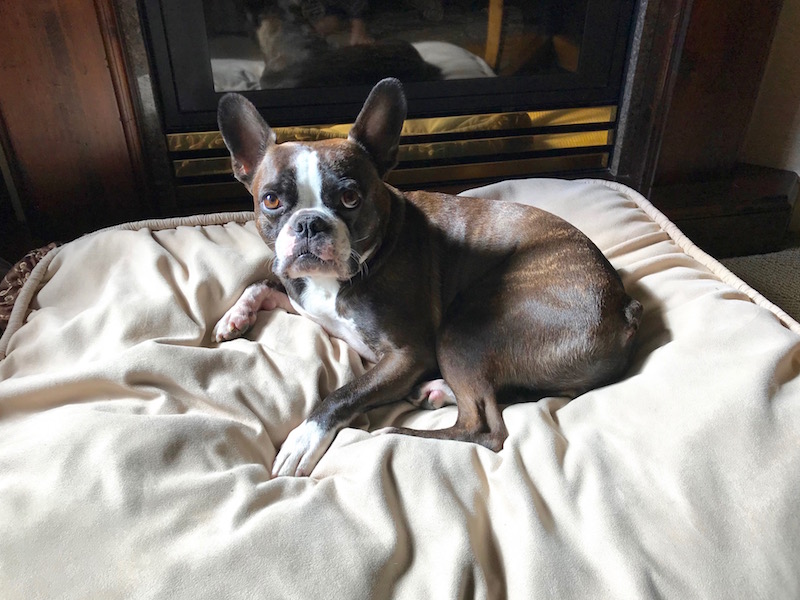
left=141, top=0, right=636, bottom=132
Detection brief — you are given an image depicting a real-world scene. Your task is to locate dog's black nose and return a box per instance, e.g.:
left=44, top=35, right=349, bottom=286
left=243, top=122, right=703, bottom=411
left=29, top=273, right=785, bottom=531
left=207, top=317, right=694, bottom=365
left=293, top=214, right=330, bottom=239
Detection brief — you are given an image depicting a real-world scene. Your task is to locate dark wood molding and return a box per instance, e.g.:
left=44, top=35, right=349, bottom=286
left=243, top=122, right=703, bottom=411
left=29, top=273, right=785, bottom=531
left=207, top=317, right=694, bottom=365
left=110, top=0, right=178, bottom=216
left=651, top=163, right=797, bottom=257
left=93, top=0, right=149, bottom=198
left=0, top=108, right=42, bottom=264
left=611, top=0, right=695, bottom=194
left=653, top=0, right=784, bottom=183
left=643, top=0, right=790, bottom=256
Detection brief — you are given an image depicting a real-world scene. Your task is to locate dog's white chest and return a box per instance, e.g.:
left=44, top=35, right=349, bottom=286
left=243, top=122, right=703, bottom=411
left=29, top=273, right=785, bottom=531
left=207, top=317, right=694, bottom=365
left=290, top=277, right=378, bottom=363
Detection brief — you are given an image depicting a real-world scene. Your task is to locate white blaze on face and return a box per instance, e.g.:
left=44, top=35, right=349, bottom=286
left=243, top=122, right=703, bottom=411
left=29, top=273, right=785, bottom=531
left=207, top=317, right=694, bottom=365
left=292, top=147, right=324, bottom=210
left=274, top=146, right=324, bottom=262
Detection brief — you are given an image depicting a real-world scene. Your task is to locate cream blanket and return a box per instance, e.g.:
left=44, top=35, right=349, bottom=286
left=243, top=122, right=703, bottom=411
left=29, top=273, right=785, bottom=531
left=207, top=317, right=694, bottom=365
left=1, top=179, right=799, bottom=599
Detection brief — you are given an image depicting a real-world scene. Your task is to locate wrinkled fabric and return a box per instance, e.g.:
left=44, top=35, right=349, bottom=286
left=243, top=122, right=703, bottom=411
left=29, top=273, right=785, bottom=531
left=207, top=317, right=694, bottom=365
left=1, top=179, right=799, bottom=600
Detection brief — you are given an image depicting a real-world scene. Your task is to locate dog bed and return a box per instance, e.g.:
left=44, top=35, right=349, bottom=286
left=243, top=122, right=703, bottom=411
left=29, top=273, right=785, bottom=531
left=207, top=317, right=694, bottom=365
left=1, top=178, right=799, bottom=598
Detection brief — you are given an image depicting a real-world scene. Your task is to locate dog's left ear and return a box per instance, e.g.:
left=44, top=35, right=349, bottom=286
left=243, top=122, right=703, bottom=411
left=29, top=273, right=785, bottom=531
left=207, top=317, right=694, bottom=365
left=348, top=78, right=407, bottom=178
left=217, top=93, right=276, bottom=190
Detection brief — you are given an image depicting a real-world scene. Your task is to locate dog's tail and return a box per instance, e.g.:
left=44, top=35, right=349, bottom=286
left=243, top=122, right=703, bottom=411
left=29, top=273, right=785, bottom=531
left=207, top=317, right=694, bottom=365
left=622, top=297, right=643, bottom=343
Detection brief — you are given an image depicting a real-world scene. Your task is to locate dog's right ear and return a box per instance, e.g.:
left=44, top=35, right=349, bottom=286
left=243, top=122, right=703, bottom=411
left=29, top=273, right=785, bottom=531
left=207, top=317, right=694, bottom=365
left=217, top=93, right=276, bottom=189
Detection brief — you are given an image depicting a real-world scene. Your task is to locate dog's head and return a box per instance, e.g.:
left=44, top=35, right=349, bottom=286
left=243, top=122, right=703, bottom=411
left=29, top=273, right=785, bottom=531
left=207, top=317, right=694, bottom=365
left=217, top=78, right=406, bottom=281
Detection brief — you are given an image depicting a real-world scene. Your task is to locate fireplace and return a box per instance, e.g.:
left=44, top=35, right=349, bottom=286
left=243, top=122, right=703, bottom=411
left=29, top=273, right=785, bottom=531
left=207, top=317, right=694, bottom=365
left=1, top=0, right=792, bottom=259
left=139, top=0, right=635, bottom=210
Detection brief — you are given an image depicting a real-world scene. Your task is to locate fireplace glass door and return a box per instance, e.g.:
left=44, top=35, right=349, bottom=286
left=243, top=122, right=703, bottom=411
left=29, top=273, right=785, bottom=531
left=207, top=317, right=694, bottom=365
left=204, top=0, right=589, bottom=92
left=143, top=0, right=633, bottom=128
left=140, top=0, right=635, bottom=206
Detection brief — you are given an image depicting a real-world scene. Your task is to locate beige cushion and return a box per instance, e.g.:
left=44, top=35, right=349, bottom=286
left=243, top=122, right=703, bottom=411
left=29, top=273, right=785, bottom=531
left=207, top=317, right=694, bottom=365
left=1, top=178, right=798, bottom=598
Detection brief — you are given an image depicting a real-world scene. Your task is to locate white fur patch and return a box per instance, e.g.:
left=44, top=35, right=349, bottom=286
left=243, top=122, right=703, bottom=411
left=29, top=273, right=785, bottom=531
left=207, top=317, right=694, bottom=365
left=272, top=419, right=335, bottom=477
left=291, top=276, right=378, bottom=363
left=272, top=146, right=354, bottom=278
left=293, top=148, right=324, bottom=210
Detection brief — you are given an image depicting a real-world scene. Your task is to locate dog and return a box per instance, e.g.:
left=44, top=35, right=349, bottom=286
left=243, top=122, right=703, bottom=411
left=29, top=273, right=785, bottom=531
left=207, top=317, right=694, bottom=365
left=213, top=78, right=643, bottom=477
left=250, top=2, right=440, bottom=89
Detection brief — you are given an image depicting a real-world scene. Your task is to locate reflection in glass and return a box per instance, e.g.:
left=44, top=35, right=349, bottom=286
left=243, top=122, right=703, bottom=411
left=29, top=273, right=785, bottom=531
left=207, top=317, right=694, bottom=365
left=204, top=0, right=587, bottom=91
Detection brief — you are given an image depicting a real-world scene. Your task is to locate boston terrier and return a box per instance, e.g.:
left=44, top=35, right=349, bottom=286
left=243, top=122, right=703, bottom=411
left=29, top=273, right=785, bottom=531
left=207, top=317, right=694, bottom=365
left=213, top=78, right=643, bottom=477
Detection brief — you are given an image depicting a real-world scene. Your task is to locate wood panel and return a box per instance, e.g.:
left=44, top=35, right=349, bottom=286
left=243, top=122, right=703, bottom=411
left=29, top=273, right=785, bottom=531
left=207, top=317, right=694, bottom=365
left=0, top=0, right=146, bottom=242
left=653, top=0, right=783, bottom=183
left=642, top=0, right=793, bottom=257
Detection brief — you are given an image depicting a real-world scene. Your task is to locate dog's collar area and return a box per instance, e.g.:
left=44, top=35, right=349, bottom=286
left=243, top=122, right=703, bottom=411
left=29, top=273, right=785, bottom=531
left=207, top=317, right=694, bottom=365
left=353, top=189, right=406, bottom=278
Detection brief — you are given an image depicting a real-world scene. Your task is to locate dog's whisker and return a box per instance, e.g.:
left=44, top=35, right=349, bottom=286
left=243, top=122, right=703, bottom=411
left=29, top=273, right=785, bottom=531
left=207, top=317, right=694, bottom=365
left=350, top=247, right=371, bottom=280
left=347, top=249, right=360, bottom=282
left=349, top=249, right=361, bottom=267
left=348, top=248, right=369, bottom=280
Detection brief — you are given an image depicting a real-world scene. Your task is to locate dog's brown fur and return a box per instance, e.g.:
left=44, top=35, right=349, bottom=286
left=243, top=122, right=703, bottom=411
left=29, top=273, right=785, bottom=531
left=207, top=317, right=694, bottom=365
left=215, top=79, right=642, bottom=476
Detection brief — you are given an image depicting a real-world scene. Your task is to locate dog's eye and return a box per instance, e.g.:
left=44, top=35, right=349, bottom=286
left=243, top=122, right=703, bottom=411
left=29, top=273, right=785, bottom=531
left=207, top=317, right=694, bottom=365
left=340, top=189, right=360, bottom=209
left=261, top=193, right=282, bottom=212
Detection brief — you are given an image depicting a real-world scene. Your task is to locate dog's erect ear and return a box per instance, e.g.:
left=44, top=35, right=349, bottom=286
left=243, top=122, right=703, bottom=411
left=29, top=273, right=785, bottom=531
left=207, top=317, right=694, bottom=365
left=348, top=78, right=407, bottom=178
left=217, top=93, right=276, bottom=189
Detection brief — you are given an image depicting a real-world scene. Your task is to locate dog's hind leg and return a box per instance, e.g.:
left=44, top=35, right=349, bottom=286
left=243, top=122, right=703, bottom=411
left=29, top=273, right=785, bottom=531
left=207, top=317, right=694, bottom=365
left=382, top=373, right=509, bottom=452
left=379, top=394, right=508, bottom=451
left=446, top=383, right=509, bottom=452
left=378, top=300, right=513, bottom=450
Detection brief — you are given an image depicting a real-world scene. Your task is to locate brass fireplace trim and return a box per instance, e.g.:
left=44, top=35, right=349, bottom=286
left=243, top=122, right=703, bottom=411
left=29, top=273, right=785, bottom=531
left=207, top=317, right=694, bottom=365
left=172, top=129, right=613, bottom=179
left=386, top=154, right=609, bottom=186
left=167, top=105, right=616, bottom=188
left=172, top=153, right=610, bottom=206
left=173, top=152, right=609, bottom=183
left=166, top=106, right=617, bottom=153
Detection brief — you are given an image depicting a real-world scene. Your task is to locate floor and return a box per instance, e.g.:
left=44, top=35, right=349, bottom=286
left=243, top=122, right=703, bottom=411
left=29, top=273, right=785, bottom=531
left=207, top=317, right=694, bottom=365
left=720, top=232, right=800, bottom=323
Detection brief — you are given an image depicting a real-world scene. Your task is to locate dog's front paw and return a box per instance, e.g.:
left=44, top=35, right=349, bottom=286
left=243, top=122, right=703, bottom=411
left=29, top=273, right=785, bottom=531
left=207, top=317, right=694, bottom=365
left=213, top=304, right=258, bottom=342
left=213, top=280, right=295, bottom=342
left=272, top=419, right=336, bottom=477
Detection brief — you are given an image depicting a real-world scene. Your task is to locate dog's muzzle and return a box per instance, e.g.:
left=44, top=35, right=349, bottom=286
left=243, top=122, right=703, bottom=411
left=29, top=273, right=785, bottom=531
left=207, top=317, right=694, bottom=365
left=275, top=209, right=353, bottom=279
